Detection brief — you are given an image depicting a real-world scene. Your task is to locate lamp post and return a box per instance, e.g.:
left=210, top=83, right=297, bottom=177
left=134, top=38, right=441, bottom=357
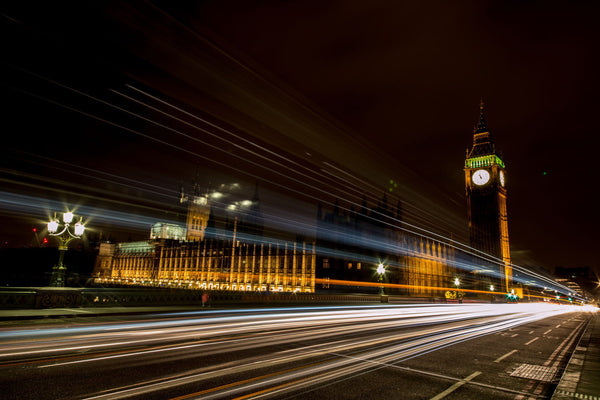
left=47, top=211, right=85, bottom=287
left=377, top=263, right=386, bottom=296
left=490, top=284, right=495, bottom=303
left=454, top=277, right=461, bottom=303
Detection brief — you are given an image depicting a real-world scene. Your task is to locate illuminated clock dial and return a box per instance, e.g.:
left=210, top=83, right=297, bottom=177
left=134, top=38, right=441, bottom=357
left=499, top=170, right=505, bottom=187
left=472, top=169, right=490, bottom=185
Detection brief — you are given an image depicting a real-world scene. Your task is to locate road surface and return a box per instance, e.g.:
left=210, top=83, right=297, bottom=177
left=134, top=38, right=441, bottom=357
left=0, top=303, right=592, bottom=399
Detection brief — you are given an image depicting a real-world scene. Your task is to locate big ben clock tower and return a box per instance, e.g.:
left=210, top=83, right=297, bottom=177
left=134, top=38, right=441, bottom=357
left=465, top=100, right=512, bottom=292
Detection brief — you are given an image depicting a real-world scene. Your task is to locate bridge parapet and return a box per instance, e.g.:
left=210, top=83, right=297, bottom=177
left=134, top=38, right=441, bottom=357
left=0, top=287, right=454, bottom=309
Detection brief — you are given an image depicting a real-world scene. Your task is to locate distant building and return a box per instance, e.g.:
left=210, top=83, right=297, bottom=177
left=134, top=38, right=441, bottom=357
left=554, top=278, right=583, bottom=297
left=316, top=195, right=456, bottom=297
left=96, top=184, right=456, bottom=296
left=94, top=182, right=316, bottom=292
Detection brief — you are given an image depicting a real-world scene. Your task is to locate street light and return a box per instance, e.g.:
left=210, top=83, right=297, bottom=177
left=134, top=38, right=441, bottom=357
left=454, top=277, right=462, bottom=303
left=47, top=211, right=85, bottom=287
left=377, top=263, right=386, bottom=296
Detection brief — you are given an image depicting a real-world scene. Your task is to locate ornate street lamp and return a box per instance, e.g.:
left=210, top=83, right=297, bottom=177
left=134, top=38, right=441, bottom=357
left=377, top=263, right=386, bottom=296
left=47, top=211, right=85, bottom=287
left=454, top=277, right=462, bottom=303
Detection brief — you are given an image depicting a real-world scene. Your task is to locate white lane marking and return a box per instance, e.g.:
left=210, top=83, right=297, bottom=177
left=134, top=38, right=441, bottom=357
left=494, top=349, right=518, bottom=363
left=429, top=371, right=482, bottom=400
left=543, top=329, right=552, bottom=335
left=511, top=334, right=519, bottom=338
left=525, top=337, right=539, bottom=346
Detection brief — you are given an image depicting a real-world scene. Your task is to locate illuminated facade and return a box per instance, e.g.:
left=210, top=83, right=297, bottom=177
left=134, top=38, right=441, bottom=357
left=95, top=183, right=316, bottom=292
left=95, top=238, right=316, bottom=292
left=316, top=197, right=455, bottom=296
left=404, top=237, right=455, bottom=297
left=464, top=100, right=512, bottom=292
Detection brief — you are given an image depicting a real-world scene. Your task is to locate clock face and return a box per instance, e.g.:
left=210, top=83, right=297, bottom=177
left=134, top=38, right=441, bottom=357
left=499, top=170, right=505, bottom=187
left=472, top=169, right=490, bottom=185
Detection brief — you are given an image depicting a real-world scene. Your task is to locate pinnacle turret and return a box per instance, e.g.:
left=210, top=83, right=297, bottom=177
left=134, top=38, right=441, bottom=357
left=474, top=98, right=489, bottom=134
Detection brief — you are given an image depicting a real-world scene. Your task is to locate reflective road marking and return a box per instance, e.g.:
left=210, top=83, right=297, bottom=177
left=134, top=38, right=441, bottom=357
left=494, top=349, right=518, bottom=363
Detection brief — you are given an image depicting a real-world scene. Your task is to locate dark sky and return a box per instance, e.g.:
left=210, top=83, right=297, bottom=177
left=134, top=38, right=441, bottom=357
left=186, top=0, right=599, bottom=272
left=1, top=1, right=598, bottom=276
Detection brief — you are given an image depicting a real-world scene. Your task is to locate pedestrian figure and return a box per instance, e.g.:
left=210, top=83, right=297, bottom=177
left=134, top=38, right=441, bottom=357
left=202, top=292, right=208, bottom=307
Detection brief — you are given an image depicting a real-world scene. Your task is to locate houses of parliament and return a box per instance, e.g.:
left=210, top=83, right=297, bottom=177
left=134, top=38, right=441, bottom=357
left=94, top=103, right=512, bottom=297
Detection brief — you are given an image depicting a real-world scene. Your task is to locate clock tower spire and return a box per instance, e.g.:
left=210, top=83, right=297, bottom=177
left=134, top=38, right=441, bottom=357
left=464, top=100, right=512, bottom=293
left=469, top=99, right=495, bottom=157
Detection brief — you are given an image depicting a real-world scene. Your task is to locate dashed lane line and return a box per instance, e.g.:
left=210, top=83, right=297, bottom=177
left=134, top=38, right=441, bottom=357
left=494, top=349, right=518, bottom=363
left=525, top=337, right=539, bottom=346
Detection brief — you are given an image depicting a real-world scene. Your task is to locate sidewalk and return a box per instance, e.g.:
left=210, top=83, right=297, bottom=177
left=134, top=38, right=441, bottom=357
left=552, top=312, right=600, bottom=400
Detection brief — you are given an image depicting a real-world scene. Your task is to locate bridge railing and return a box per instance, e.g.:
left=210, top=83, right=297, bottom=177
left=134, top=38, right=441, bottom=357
left=0, top=287, right=453, bottom=309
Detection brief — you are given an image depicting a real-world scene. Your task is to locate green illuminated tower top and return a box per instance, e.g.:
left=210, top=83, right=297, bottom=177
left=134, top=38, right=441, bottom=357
left=465, top=100, right=504, bottom=169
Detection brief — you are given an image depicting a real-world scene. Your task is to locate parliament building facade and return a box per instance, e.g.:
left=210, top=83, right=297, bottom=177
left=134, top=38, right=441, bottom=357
left=94, top=184, right=317, bottom=293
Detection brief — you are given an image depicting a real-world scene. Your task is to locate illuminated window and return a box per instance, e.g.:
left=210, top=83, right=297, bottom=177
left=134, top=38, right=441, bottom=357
left=323, top=259, right=330, bottom=269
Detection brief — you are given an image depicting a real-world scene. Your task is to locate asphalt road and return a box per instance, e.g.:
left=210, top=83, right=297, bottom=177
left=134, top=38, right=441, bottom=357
left=0, top=303, right=592, bottom=400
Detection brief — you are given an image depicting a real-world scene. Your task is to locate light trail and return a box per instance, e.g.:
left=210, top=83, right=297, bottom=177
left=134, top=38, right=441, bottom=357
left=0, top=305, right=483, bottom=357
left=1, top=167, right=573, bottom=295
left=5, top=62, right=463, bottom=240
left=0, top=304, right=593, bottom=400
left=0, top=190, right=173, bottom=230
left=11, top=303, right=568, bottom=400
left=2, top=64, right=578, bottom=299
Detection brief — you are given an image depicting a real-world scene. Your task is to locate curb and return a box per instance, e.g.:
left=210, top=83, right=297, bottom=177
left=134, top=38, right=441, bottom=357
left=552, top=314, right=599, bottom=400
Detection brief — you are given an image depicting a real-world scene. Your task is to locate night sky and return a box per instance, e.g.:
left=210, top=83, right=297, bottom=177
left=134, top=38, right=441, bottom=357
left=1, top=1, right=598, bottom=278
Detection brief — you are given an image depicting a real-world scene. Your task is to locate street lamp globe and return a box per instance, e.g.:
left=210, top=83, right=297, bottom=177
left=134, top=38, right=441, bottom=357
left=454, top=277, right=460, bottom=287
left=48, top=218, right=59, bottom=234
left=63, top=211, right=74, bottom=224
left=74, top=218, right=85, bottom=236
